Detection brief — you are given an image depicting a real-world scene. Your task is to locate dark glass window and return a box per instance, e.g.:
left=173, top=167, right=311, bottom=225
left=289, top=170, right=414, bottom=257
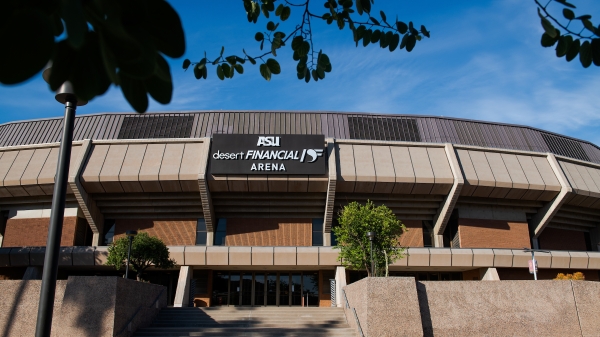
left=214, top=219, right=227, bottom=246
left=193, top=270, right=210, bottom=294
left=422, top=221, right=433, bottom=248
left=103, top=219, right=116, bottom=245
left=321, top=270, right=335, bottom=294
left=196, top=219, right=207, bottom=245
left=312, top=219, right=324, bottom=246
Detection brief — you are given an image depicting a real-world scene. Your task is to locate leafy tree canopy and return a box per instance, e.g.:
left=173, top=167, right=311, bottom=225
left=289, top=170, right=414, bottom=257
left=333, top=200, right=406, bottom=277
left=106, top=232, right=176, bottom=280
left=535, top=0, right=600, bottom=68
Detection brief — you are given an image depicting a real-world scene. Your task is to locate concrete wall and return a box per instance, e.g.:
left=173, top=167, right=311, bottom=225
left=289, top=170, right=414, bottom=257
left=344, top=277, right=600, bottom=337
left=0, top=276, right=166, bottom=337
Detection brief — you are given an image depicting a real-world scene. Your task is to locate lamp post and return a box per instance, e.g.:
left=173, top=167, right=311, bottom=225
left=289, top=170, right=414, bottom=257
left=367, top=231, right=375, bottom=277
left=35, top=69, right=87, bottom=337
left=125, top=230, right=138, bottom=279
left=523, top=248, right=550, bottom=280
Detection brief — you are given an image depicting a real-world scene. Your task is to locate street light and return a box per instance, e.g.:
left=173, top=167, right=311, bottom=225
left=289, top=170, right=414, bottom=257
left=367, top=231, right=376, bottom=277
left=125, top=230, right=138, bottom=279
left=523, top=248, right=550, bottom=281
left=35, top=67, right=87, bottom=337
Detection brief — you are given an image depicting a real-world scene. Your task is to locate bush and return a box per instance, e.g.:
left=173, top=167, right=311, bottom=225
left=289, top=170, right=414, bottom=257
left=554, top=272, right=585, bottom=280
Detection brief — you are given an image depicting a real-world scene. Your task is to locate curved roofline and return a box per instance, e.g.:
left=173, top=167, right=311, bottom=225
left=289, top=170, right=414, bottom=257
left=0, top=109, right=597, bottom=148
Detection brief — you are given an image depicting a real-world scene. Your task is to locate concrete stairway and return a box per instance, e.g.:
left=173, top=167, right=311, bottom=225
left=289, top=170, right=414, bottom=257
left=133, top=306, right=358, bottom=337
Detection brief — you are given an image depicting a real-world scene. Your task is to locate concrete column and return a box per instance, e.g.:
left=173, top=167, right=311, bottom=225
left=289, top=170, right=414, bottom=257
left=433, top=235, right=444, bottom=248
left=433, top=144, right=464, bottom=240
left=323, top=138, right=337, bottom=243
left=531, top=154, right=572, bottom=238
left=174, top=266, right=193, bottom=307
left=335, top=266, right=346, bottom=308
left=479, top=267, right=500, bottom=281
left=206, top=232, right=214, bottom=247
left=68, top=139, right=105, bottom=245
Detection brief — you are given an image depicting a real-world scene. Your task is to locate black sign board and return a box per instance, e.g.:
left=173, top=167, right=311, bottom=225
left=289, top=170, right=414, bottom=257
left=210, top=134, right=326, bottom=175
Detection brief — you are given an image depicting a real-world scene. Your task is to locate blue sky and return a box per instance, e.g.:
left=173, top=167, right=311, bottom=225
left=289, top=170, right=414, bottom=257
left=1, top=1, right=599, bottom=144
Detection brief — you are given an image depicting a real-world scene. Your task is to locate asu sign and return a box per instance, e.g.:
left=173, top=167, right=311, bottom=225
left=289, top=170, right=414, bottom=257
left=210, top=134, right=326, bottom=175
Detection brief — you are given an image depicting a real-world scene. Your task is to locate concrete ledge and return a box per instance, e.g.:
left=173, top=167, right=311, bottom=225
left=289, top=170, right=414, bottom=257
left=29, top=247, right=45, bottom=266
left=407, top=248, right=430, bottom=267
left=206, top=246, right=228, bottom=265
left=569, top=252, right=589, bottom=269
left=168, top=246, right=185, bottom=265
left=296, top=247, right=319, bottom=265
left=252, top=247, right=273, bottom=265
left=429, top=249, right=451, bottom=267
left=551, top=251, right=571, bottom=268
left=318, top=246, right=339, bottom=265
left=274, top=247, right=296, bottom=265
left=229, top=247, right=251, bottom=265
left=511, top=250, right=530, bottom=268
left=472, top=249, right=494, bottom=267
left=184, top=246, right=206, bottom=266
left=0, top=248, right=10, bottom=267
left=59, top=247, right=73, bottom=266
left=72, top=246, right=95, bottom=266
left=587, top=251, right=600, bottom=269
left=532, top=251, right=552, bottom=268
left=492, top=249, right=513, bottom=267
left=94, top=246, right=109, bottom=265
left=9, top=248, right=30, bottom=266
left=451, top=249, right=473, bottom=267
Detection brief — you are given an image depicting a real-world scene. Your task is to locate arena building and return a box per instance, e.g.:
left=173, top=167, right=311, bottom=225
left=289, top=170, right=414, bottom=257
left=0, top=111, right=598, bottom=307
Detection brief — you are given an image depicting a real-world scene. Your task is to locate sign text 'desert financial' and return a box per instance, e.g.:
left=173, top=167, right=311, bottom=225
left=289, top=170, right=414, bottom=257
left=209, top=134, right=326, bottom=175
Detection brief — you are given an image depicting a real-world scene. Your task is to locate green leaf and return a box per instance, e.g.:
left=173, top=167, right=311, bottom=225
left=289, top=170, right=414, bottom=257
left=582, top=19, right=596, bottom=33
left=248, top=56, right=256, bottom=65
left=266, top=58, right=281, bottom=74
left=420, top=25, right=430, bottom=38
left=370, top=17, right=380, bottom=25
left=260, top=63, right=271, bottom=81
left=193, top=64, right=202, bottom=79
left=281, top=6, right=291, bottom=21
left=541, top=32, right=558, bottom=47
left=539, top=11, right=558, bottom=38
left=592, top=39, right=600, bottom=66
left=388, top=33, right=400, bottom=52
left=304, top=69, right=310, bottom=83
left=556, top=35, right=572, bottom=57
left=267, top=21, right=276, bottom=31
left=298, top=41, right=310, bottom=57
left=371, top=30, right=381, bottom=43
left=396, top=21, right=408, bottom=34
left=580, top=40, right=592, bottom=68
left=216, top=65, right=224, bottom=80
left=406, top=34, right=416, bottom=52
left=145, top=73, right=172, bottom=105
left=356, top=0, right=363, bottom=15
left=220, top=46, right=225, bottom=56
left=382, top=31, right=393, bottom=48
left=399, top=34, right=408, bottom=49
left=319, top=53, right=331, bottom=66
left=576, top=15, right=592, bottom=20
left=0, top=9, right=54, bottom=85
left=292, top=36, right=304, bottom=51
left=119, top=72, right=148, bottom=113
left=61, top=0, right=88, bottom=49
left=234, top=64, right=244, bottom=74
left=255, top=32, right=264, bottom=41
left=360, top=0, right=371, bottom=14
left=563, top=8, right=575, bottom=20
left=183, top=59, right=191, bottom=70
left=311, top=69, right=318, bottom=81
left=565, top=38, right=580, bottom=61
left=275, top=4, right=284, bottom=16
left=363, top=30, right=372, bottom=47
left=380, top=11, right=387, bottom=23
left=317, top=67, right=325, bottom=79
left=554, top=0, right=576, bottom=9
left=144, top=0, right=186, bottom=58
left=221, top=63, right=231, bottom=78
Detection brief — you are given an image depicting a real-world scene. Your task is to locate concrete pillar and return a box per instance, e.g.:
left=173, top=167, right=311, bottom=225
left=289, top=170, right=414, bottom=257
left=206, top=232, right=214, bottom=246
left=23, top=266, right=43, bottom=280
left=479, top=267, right=500, bottom=281
left=434, top=235, right=444, bottom=248
left=174, top=266, right=193, bottom=307
left=335, top=266, right=346, bottom=307
left=323, top=232, right=331, bottom=246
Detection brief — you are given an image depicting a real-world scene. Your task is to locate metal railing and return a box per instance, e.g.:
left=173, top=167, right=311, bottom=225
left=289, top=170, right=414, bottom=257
left=115, top=288, right=165, bottom=337
left=342, top=289, right=364, bottom=337
left=451, top=232, right=460, bottom=248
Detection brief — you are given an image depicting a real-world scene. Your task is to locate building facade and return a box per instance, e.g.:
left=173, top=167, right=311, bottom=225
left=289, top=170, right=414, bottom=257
left=0, top=111, right=599, bottom=307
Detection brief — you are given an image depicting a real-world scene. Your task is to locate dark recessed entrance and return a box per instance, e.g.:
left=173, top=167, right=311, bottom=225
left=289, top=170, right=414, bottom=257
left=212, top=271, right=319, bottom=307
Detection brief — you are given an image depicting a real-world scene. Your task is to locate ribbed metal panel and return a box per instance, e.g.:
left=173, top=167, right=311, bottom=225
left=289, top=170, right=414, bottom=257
left=1, top=111, right=599, bottom=164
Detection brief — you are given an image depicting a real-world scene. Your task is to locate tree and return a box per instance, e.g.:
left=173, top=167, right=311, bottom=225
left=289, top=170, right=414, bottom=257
left=535, top=0, right=600, bottom=68
left=183, top=0, right=429, bottom=83
left=0, top=1, right=427, bottom=113
left=333, top=200, right=406, bottom=277
left=106, top=232, right=176, bottom=281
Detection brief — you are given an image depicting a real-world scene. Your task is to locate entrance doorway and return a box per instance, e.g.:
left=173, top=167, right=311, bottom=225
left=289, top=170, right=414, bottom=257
left=212, top=271, right=319, bottom=306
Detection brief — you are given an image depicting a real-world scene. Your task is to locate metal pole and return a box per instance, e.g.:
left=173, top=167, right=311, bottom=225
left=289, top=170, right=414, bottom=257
left=126, top=236, right=133, bottom=279
left=369, top=239, right=374, bottom=277
left=531, top=251, right=538, bottom=281
left=35, top=99, right=77, bottom=337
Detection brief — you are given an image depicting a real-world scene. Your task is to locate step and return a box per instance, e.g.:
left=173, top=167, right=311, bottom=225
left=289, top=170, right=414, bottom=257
left=134, top=328, right=357, bottom=337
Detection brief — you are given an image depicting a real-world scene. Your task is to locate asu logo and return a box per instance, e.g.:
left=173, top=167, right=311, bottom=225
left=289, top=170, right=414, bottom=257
left=256, top=136, right=281, bottom=147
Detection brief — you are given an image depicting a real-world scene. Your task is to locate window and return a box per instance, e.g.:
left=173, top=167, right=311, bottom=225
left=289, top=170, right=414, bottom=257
left=422, top=221, right=433, bottom=247
left=196, top=219, right=207, bottom=245
left=103, top=220, right=115, bottom=245
left=214, top=219, right=227, bottom=246
left=312, top=219, right=324, bottom=246
left=321, top=270, right=335, bottom=294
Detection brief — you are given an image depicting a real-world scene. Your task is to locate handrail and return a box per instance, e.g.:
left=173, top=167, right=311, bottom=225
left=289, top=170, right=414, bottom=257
left=115, top=287, right=165, bottom=336
left=342, top=289, right=365, bottom=337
